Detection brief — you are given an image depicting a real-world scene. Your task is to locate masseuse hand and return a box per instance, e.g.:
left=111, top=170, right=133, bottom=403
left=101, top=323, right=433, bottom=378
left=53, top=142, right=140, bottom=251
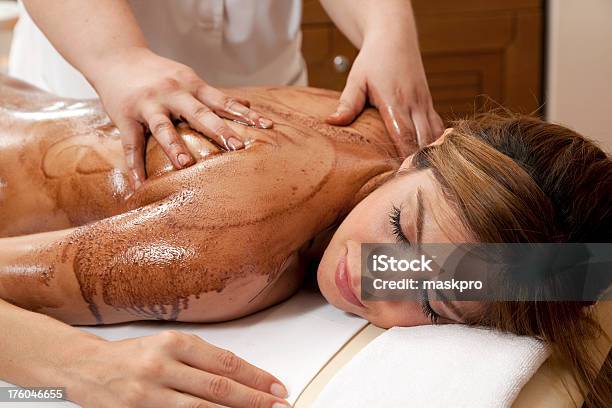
left=89, top=47, right=274, bottom=189
left=72, top=330, right=289, bottom=408
left=327, top=33, right=444, bottom=156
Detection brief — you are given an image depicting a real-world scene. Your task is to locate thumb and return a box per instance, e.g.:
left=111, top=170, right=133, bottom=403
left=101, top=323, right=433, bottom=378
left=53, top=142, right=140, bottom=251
left=326, top=76, right=367, bottom=126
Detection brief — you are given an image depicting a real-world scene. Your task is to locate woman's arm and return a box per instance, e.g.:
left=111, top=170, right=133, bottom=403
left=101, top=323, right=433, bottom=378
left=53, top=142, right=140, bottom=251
left=0, top=298, right=289, bottom=407
left=0, top=189, right=222, bottom=325
left=0, top=164, right=294, bottom=326
left=0, top=228, right=91, bottom=322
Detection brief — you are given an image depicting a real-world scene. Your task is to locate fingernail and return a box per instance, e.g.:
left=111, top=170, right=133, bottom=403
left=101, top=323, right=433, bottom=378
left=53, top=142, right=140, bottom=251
left=270, top=383, right=288, bottom=399
left=272, top=403, right=290, bottom=408
left=258, top=118, right=273, bottom=129
left=227, top=137, right=244, bottom=150
left=177, top=153, right=192, bottom=167
left=330, top=106, right=348, bottom=119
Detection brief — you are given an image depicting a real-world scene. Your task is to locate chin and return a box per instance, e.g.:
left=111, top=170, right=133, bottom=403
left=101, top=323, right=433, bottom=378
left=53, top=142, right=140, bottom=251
left=318, top=275, right=361, bottom=319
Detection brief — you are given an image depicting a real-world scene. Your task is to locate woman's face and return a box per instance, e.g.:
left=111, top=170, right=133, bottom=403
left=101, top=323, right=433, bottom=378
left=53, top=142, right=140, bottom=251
left=317, top=137, right=480, bottom=328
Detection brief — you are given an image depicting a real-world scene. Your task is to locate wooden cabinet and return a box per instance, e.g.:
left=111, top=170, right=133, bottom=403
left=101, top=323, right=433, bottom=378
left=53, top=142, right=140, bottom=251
left=301, top=0, right=544, bottom=119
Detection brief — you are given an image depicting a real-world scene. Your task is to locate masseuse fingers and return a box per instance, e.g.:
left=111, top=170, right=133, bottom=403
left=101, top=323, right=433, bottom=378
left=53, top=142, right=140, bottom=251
left=151, top=389, right=219, bottom=408
left=235, top=97, right=251, bottom=108
left=164, top=362, right=289, bottom=408
left=167, top=392, right=216, bottom=408
left=137, top=388, right=216, bottom=408
left=174, top=335, right=288, bottom=398
left=429, top=107, right=446, bottom=141
left=196, top=84, right=273, bottom=129
left=378, top=103, right=418, bottom=157
left=411, top=109, right=434, bottom=147
left=118, top=119, right=147, bottom=190
left=143, top=110, right=196, bottom=170
left=170, top=94, right=245, bottom=151
left=326, top=73, right=367, bottom=126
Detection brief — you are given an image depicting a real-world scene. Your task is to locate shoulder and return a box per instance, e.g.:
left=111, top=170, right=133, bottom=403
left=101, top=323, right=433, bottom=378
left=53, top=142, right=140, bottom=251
left=221, top=86, right=389, bottom=147
left=222, top=86, right=340, bottom=120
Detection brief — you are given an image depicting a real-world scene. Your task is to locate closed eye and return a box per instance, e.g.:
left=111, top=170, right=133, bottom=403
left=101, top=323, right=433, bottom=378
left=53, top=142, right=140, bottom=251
left=389, top=205, right=411, bottom=245
left=420, top=288, right=440, bottom=324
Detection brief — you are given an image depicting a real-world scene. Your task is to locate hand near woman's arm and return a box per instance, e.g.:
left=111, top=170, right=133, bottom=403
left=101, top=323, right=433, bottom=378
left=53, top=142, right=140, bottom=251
left=320, top=0, right=444, bottom=155
left=0, top=299, right=289, bottom=408
left=22, top=0, right=273, bottom=189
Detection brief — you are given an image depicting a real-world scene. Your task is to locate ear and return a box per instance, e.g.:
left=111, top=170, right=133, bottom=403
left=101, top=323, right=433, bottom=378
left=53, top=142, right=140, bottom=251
left=398, top=154, right=415, bottom=172
left=398, top=127, right=455, bottom=172
left=431, top=127, right=454, bottom=146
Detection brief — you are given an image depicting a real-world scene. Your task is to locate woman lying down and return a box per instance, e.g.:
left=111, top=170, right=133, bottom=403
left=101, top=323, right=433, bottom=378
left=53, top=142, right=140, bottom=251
left=0, top=74, right=610, bottom=407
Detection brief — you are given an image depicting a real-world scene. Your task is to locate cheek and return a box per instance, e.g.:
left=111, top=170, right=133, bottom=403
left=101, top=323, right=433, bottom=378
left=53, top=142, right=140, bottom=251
left=318, top=179, right=414, bottom=316
left=316, top=260, right=336, bottom=306
left=317, top=204, right=389, bottom=305
left=336, top=193, right=394, bottom=244
left=364, top=301, right=432, bottom=328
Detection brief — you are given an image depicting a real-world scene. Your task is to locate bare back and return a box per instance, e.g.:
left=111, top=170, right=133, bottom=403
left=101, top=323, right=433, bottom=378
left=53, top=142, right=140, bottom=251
left=0, top=75, right=400, bottom=324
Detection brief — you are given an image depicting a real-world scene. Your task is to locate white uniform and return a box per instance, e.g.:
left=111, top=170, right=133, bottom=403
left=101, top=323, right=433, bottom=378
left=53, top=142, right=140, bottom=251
left=9, top=0, right=306, bottom=99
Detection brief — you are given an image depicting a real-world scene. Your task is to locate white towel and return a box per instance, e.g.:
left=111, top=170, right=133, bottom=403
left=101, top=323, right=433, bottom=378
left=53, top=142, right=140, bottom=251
left=313, top=325, right=550, bottom=408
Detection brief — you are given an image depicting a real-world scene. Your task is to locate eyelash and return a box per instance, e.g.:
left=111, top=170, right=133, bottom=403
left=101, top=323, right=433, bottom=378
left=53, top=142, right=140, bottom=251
left=390, top=206, right=437, bottom=323
left=389, top=205, right=410, bottom=245
left=420, top=289, right=440, bottom=324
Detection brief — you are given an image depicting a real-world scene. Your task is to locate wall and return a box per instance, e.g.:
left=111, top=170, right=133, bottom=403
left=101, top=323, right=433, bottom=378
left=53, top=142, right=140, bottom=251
left=0, top=28, right=12, bottom=73
left=546, top=0, right=612, bottom=152
left=0, top=0, right=18, bottom=73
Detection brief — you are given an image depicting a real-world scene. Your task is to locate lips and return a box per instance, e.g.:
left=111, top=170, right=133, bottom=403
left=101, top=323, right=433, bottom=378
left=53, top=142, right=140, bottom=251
left=334, top=254, right=365, bottom=308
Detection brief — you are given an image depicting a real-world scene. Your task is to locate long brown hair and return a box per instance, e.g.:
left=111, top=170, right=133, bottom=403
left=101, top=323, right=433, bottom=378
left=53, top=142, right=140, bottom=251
left=411, top=112, right=611, bottom=407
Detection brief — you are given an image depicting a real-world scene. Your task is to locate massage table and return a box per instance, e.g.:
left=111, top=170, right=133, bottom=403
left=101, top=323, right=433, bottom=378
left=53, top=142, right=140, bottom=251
left=0, top=289, right=609, bottom=407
